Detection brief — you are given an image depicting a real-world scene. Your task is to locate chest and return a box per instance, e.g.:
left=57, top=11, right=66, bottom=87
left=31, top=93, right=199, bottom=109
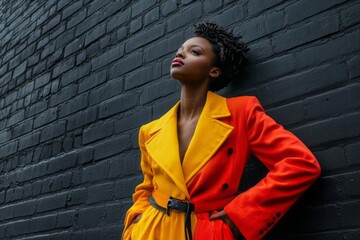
left=177, top=119, right=198, bottom=163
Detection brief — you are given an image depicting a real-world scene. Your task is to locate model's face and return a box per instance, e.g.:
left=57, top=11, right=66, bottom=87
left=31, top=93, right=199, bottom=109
left=170, top=37, right=220, bottom=87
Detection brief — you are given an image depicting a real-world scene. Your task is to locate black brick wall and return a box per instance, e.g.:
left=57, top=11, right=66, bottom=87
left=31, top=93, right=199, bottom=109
left=0, top=0, right=359, bottom=239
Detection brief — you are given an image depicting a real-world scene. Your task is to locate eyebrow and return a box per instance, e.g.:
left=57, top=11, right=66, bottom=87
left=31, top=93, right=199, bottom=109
left=178, top=44, right=205, bottom=51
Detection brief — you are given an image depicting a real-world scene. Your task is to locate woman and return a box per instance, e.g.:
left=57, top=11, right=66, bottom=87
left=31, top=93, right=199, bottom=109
left=122, top=22, right=321, bottom=240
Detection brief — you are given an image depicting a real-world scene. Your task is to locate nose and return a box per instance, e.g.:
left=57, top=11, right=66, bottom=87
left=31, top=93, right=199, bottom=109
left=175, top=50, right=185, bottom=58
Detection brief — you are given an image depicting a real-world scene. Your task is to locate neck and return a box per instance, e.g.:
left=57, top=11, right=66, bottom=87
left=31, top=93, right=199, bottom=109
left=178, top=85, right=208, bottom=120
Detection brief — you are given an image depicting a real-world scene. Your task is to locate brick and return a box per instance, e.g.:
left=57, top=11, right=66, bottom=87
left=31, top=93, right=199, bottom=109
left=58, top=93, right=88, bottom=118
left=88, top=0, right=108, bottom=15
left=114, top=176, right=142, bottom=199
left=62, top=0, right=82, bottom=19
left=258, top=63, right=347, bottom=106
left=13, top=61, right=27, bottom=78
left=247, top=54, right=295, bottom=83
left=6, top=219, right=29, bottom=236
left=341, top=200, right=360, bottom=227
left=18, top=81, right=34, bottom=98
left=125, top=62, right=162, bottom=90
left=78, top=147, right=94, bottom=165
left=0, top=64, right=7, bottom=78
left=13, top=200, right=37, bottom=217
left=345, top=142, right=360, bottom=166
left=109, top=52, right=142, bottom=79
left=86, top=182, right=114, bottom=204
left=66, top=107, right=97, bottom=130
left=305, top=85, right=358, bottom=120
left=47, top=151, right=77, bottom=174
left=239, top=10, right=285, bottom=43
left=40, top=121, right=66, bottom=142
left=6, top=109, right=24, bottom=127
left=248, top=0, right=284, bottom=16
left=56, top=210, right=75, bottom=228
left=34, top=107, right=57, bottom=128
left=93, top=134, right=132, bottom=160
left=91, top=44, right=124, bottom=70
left=34, top=73, right=51, bottom=89
left=130, top=16, right=142, bottom=34
left=314, top=147, right=346, bottom=173
left=84, top=22, right=106, bottom=46
left=273, top=14, right=340, bottom=53
left=85, top=40, right=100, bottom=58
left=50, top=85, right=77, bottom=106
left=67, top=8, right=87, bottom=29
left=67, top=188, right=86, bottom=206
left=37, top=193, right=67, bottom=213
left=144, top=7, right=159, bottom=26
left=75, top=11, right=100, bottom=37
left=99, top=94, right=138, bottom=119
left=64, top=37, right=84, bottom=57
left=125, top=23, right=165, bottom=52
left=144, top=31, right=184, bottom=62
left=212, top=4, right=244, bottom=27
left=20, top=43, right=36, bottom=61
left=0, top=130, right=11, bottom=144
left=204, top=1, right=222, bottom=13
left=266, top=101, right=306, bottom=127
left=76, top=50, right=87, bottom=65
left=82, top=161, right=109, bottom=183
left=305, top=112, right=360, bottom=147
left=61, top=63, right=91, bottom=87
left=140, top=79, right=179, bottom=104
left=167, top=3, right=202, bottom=32
left=50, top=24, right=66, bottom=41
left=83, top=121, right=113, bottom=144
left=41, top=42, right=56, bottom=60
left=77, top=206, right=104, bottom=228
left=347, top=55, right=360, bottom=79
left=285, top=0, right=347, bottom=25
left=340, top=3, right=360, bottom=29
left=55, top=28, right=75, bottom=49
left=106, top=8, right=131, bottom=32
left=344, top=171, right=360, bottom=197
left=132, top=0, right=156, bottom=16
left=52, top=57, right=75, bottom=78
left=161, top=0, right=177, bottom=16
left=26, top=100, right=48, bottom=117
left=114, top=108, right=152, bottom=134
left=295, top=29, right=360, bottom=68
left=42, top=14, right=61, bottom=34
left=57, top=0, right=72, bottom=10
left=79, top=70, right=107, bottom=93
left=18, top=131, right=40, bottom=150
left=89, top=78, right=123, bottom=105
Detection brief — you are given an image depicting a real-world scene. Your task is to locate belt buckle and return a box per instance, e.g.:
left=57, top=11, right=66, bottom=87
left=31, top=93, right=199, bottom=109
left=166, top=197, right=172, bottom=216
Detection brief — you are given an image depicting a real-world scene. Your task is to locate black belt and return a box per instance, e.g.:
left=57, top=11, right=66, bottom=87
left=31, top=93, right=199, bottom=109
left=149, top=196, right=194, bottom=240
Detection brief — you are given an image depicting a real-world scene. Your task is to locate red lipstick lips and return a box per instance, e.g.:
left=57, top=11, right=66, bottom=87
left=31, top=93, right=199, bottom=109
left=171, top=58, right=184, bottom=66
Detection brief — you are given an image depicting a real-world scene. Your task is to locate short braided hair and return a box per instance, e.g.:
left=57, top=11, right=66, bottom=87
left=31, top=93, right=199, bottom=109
left=194, top=22, right=248, bottom=91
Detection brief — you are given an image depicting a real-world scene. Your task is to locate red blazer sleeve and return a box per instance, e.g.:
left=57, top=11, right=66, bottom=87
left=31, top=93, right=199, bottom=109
left=224, top=97, right=321, bottom=240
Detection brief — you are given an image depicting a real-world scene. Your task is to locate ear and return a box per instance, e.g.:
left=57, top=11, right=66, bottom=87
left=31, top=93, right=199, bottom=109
left=209, top=67, right=221, bottom=79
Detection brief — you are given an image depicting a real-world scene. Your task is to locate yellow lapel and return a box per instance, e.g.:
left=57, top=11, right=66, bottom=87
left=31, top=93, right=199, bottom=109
left=182, top=91, right=233, bottom=183
left=145, top=102, right=190, bottom=197
left=144, top=92, right=233, bottom=197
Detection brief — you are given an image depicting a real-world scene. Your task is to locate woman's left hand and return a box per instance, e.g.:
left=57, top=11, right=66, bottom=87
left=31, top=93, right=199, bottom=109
left=209, top=210, right=244, bottom=239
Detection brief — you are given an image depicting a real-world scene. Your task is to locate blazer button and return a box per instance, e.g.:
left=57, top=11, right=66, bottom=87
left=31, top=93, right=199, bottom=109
left=222, top=183, right=229, bottom=190
left=276, top=212, right=281, bottom=218
left=227, top=148, right=233, bottom=155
